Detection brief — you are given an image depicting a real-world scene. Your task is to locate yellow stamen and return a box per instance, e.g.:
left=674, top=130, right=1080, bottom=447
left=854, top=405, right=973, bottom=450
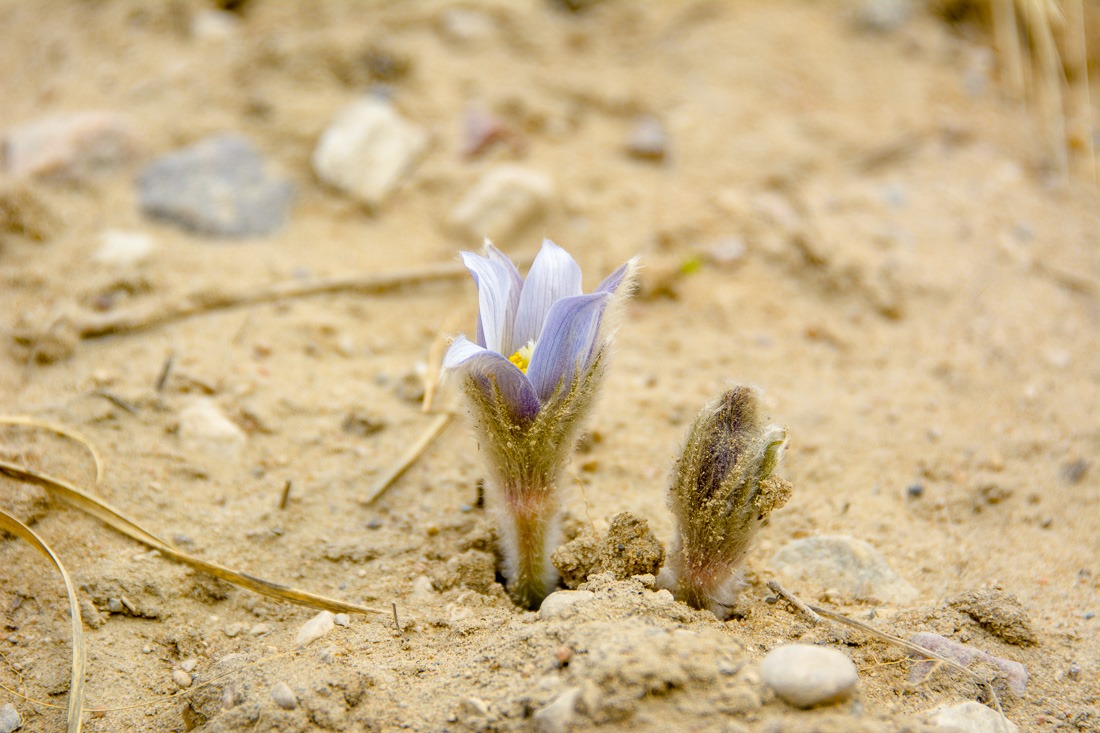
left=508, top=341, right=535, bottom=374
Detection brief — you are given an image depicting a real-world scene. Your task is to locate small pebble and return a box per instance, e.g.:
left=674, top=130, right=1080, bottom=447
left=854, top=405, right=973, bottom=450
left=180, top=658, right=197, bottom=673
left=172, top=669, right=192, bottom=689
left=533, top=687, right=581, bottom=733
left=178, top=398, right=247, bottom=464
left=249, top=623, right=273, bottom=636
left=906, top=483, right=924, bottom=498
left=539, top=590, right=595, bottom=621
left=704, top=237, right=746, bottom=267
left=296, top=610, right=335, bottom=648
left=107, top=598, right=124, bottom=614
left=760, top=644, right=858, bottom=708
left=4, top=110, right=139, bottom=181
left=0, top=704, right=20, bottom=730
left=771, top=535, right=918, bottom=604
left=190, top=9, right=238, bottom=40
left=0, top=703, right=21, bottom=733
left=333, top=613, right=350, bottom=627
left=312, top=97, right=427, bottom=209
left=926, top=701, right=1018, bottom=733
left=224, top=622, right=244, bottom=638
left=439, top=8, right=495, bottom=44
left=93, top=230, right=154, bottom=268
left=270, top=681, right=297, bottom=710
left=460, top=696, right=489, bottom=716
left=138, top=134, right=294, bottom=237
left=855, top=0, right=912, bottom=32
left=625, top=115, right=668, bottom=162
left=449, top=164, right=553, bottom=243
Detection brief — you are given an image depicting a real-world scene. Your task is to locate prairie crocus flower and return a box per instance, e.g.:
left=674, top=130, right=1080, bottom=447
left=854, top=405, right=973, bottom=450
left=444, top=239, right=637, bottom=608
left=664, top=386, right=792, bottom=618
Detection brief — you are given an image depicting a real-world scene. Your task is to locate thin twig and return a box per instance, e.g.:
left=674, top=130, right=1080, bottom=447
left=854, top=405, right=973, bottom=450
left=392, top=602, right=403, bottom=635
left=361, top=412, right=454, bottom=505
left=72, top=261, right=469, bottom=339
left=766, top=580, right=821, bottom=625
left=278, top=480, right=292, bottom=510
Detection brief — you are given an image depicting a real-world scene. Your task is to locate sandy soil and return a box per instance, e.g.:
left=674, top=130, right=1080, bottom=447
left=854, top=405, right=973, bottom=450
left=1, top=1, right=1098, bottom=731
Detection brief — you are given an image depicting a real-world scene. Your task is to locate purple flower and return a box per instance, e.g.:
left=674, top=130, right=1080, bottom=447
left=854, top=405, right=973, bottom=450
left=444, top=239, right=634, bottom=420
left=443, top=238, right=636, bottom=608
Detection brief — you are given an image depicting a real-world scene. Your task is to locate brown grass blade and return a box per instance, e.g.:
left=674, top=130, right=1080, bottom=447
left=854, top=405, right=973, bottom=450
left=0, top=416, right=104, bottom=484
left=361, top=412, right=454, bottom=505
left=0, top=509, right=85, bottom=733
left=0, top=460, right=383, bottom=616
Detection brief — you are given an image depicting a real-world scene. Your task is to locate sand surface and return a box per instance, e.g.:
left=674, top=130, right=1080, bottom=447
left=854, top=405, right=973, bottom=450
left=1, top=1, right=1098, bottom=731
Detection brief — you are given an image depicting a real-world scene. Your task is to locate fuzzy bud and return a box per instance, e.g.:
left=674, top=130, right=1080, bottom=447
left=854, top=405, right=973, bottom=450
left=665, top=386, right=792, bottom=617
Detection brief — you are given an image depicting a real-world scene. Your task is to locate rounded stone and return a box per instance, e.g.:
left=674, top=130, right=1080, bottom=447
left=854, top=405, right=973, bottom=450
left=270, top=681, right=298, bottom=710
left=538, top=590, right=595, bottom=620
left=760, top=644, right=858, bottom=708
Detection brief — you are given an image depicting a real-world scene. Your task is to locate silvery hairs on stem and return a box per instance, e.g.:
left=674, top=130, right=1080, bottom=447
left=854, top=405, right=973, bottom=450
left=664, top=386, right=792, bottom=619
left=444, top=239, right=637, bottom=609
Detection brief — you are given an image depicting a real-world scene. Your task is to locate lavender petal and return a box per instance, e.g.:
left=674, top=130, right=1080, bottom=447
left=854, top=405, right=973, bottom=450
left=461, top=251, right=515, bottom=354
left=484, top=239, right=523, bottom=354
left=526, top=292, right=609, bottom=402
left=513, top=239, right=582, bottom=349
left=444, top=336, right=540, bottom=421
left=595, top=258, right=635, bottom=294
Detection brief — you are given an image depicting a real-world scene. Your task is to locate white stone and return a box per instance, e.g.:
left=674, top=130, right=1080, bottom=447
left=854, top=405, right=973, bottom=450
left=0, top=703, right=21, bottom=733
left=4, top=110, right=138, bottom=181
left=178, top=398, right=246, bottom=463
left=270, top=681, right=298, bottom=710
left=411, top=575, right=435, bottom=599
left=448, top=165, right=553, bottom=242
left=760, top=644, right=858, bottom=709
left=191, top=9, right=238, bottom=40
left=333, top=612, right=350, bottom=627
left=770, top=535, right=918, bottom=604
left=93, top=230, right=154, bottom=268
left=296, top=610, right=335, bottom=648
left=312, top=97, right=427, bottom=209
left=172, top=669, right=193, bottom=689
left=538, top=590, right=595, bottom=620
left=439, top=8, right=495, bottom=44
left=533, top=687, right=581, bottom=733
left=927, top=701, right=1019, bottom=733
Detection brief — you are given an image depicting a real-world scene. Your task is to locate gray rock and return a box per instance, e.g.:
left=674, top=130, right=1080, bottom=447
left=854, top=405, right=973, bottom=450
left=138, top=134, right=294, bottom=237
left=449, top=165, right=553, bottom=243
left=0, top=703, right=21, bottom=733
left=312, top=97, right=427, bottom=209
left=909, top=632, right=1028, bottom=696
left=770, top=535, right=918, bottom=604
left=626, top=115, right=668, bottom=162
left=270, top=681, right=297, bottom=710
left=760, top=644, right=858, bottom=709
left=533, top=687, right=581, bottom=733
left=539, top=590, right=595, bottom=620
left=926, top=701, right=1019, bottom=733
left=4, top=110, right=139, bottom=181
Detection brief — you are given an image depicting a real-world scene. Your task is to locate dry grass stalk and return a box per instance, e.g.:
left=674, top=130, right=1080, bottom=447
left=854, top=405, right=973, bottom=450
left=0, top=459, right=383, bottom=615
left=361, top=412, right=454, bottom=505
left=0, top=510, right=85, bottom=733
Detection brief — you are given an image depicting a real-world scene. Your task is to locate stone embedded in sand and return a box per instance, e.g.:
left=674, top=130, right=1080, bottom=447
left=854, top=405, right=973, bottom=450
left=448, top=165, right=553, bottom=243
left=909, top=632, right=1028, bottom=696
left=178, top=398, right=246, bottom=463
left=926, top=701, right=1019, bottom=733
left=270, top=681, right=298, bottom=710
left=93, top=229, right=154, bottom=268
left=172, top=669, right=193, bottom=689
left=533, top=687, right=582, bottom=733
left=625, top=115, right=668, bottom=162
left=312, top=97, right=427, bottom=209
left=296, top=610, right=336, bottom=648
left=770, top=535, right=918, bottom=604
left=760, top=644, right=858, bottom=709
left=598, top=512, right=665, bottom=580
left=138, top=134, right=295, bottom=237
left=539, top=590, right=596, bottom=620
left=4, top=110, right=139, bottom=181
left=0, top=703, right=21, bottom=733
